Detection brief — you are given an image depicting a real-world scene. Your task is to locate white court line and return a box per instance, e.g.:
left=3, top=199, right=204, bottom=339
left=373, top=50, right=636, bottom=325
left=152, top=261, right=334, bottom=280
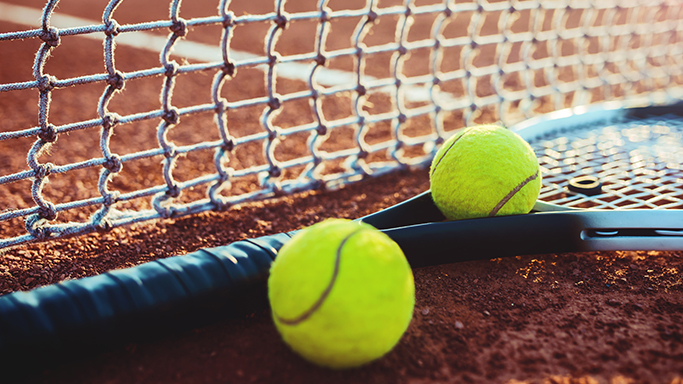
left=0, top=2, right=437, bottom=102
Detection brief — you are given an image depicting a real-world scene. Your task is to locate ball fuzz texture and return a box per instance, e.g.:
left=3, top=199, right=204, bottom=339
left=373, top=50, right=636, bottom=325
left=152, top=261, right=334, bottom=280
left=430, top=124, right=541, bottom=221
left=268, top=219, right=415, bottom=369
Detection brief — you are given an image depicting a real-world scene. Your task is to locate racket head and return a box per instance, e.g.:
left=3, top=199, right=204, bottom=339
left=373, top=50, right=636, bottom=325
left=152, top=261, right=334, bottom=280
left=363, top=101, right=683, bottom=228
left=513, top=101, right=683, bottom=212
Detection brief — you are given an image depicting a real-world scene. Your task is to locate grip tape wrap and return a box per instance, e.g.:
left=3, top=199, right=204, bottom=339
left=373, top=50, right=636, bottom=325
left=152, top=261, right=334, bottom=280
left=0, top=233, right=291, bottom=362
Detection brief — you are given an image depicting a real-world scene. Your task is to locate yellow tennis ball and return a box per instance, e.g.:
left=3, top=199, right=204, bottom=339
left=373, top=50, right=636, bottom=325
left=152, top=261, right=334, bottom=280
left=268, top=219, right=415, bottom=369
left=430, top=124, right=541, bottom=221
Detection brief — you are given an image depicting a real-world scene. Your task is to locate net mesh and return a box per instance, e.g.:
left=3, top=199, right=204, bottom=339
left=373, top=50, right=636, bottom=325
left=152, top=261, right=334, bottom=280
left=0, top=0, right=682, bottom=249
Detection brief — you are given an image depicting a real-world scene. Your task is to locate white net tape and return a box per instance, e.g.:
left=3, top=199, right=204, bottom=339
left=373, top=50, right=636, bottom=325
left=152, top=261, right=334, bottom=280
left=0, top=0, right=682, bottom=248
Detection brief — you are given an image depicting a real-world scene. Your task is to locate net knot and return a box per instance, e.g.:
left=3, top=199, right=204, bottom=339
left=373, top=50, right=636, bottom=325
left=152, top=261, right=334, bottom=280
left=166, top=184, right=181, bottom=198
left=164, top=61, right=180, bottom=77
left=267, top=52, right=280, bottom=66
left=398, top=113, right=407, bottom=124
left=107, top=71, right=125, bottom=90
left=222, top=62, right=236, bottom=76
left=104, top=20, right=120, bottom=37
left=267, top=128, right=279, bottom=141
left=367, top=10, right=378, bottom=23
left=152, top=195, right=178, bottom=219
left=163, top=107, right=180, bottom=125
left=102, top=113, right=119, bottom=130
left=444, top=7, right=453, bottom=17
left=222, top=136, right=236, bottom=151
left=34, top=163, right=54, bottom=179
left=356, top=84, right=367, bottom=96
left=163, top=143, right=178, bottom=158
left=268, top=97, right=281, bottom=110
left=222, top=11, right=235, bottom=27
left=39, top=26, right=61, bottom=47
left=274, top=14, right=288, bottom=30
left=216, top=99, right=229, bottom=115
left=315, top=54, right=327, bottom=66
left=170, top=18, right=188, bottom=37
left=37, top=75, right=57, bottom=92
left=217, top=167, right=232, bottom=183
left=320, top=10, right=331, bottom=23
left=101, top=190, right=120, bottom=206
left=38, top=124, right=58, bottom=143
left=316, top=124, right=327, bottom=135
left=103, top=154, right=123, bottom=173
left=96, top=218, right=114, bottom=232
left=269, top=165, right=282, bottom=178
left=38, top=202, right=58, bottom=221
left=25, top=215, right=53, bottom=240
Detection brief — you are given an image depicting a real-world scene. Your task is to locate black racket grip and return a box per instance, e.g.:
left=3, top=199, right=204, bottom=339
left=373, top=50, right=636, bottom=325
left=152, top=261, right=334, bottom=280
left=0, top=233, right=291, bottom=365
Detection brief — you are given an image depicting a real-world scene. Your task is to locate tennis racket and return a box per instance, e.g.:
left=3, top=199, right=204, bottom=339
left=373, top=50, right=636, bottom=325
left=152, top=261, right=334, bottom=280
left=1, top=100, right=682, bottom=366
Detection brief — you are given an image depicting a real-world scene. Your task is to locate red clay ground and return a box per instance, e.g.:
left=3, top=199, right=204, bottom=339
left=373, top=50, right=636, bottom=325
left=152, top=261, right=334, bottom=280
left=1, top=0, right=683, bottom=383
left=1, top=169, right=682, bottom=384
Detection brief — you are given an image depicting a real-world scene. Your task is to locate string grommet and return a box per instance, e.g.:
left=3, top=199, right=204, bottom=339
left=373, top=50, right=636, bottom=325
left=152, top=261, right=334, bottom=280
left=568, top=175, right=603, bottom=196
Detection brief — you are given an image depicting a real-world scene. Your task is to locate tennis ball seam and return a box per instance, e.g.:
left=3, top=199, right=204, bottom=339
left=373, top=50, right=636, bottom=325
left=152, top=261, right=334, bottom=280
left=430, top=130, right=467, bottom=177
left=488, top=169, right=539, bottom=216
left=274, top=228, right=365, bottom=326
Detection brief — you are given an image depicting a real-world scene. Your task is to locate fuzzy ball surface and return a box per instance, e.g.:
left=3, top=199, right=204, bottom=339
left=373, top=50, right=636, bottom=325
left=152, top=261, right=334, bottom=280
left=268, top=219, right=415, bottom=369
left=429, top=124, right=541, bottom=220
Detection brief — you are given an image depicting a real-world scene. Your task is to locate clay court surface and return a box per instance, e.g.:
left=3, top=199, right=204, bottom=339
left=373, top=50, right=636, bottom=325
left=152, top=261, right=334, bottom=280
left=1, top=0, right=683, bottom=383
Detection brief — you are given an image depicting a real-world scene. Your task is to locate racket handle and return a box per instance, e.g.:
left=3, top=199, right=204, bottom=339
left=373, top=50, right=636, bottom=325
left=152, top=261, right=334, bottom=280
left=0, top=233, right=291, bottom=363
left=389, top=212, right=583, bottom=268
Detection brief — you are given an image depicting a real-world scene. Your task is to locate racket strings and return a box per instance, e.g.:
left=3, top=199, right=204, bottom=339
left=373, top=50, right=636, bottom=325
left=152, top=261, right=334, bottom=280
left=531, top=115, right=683, bottom=210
